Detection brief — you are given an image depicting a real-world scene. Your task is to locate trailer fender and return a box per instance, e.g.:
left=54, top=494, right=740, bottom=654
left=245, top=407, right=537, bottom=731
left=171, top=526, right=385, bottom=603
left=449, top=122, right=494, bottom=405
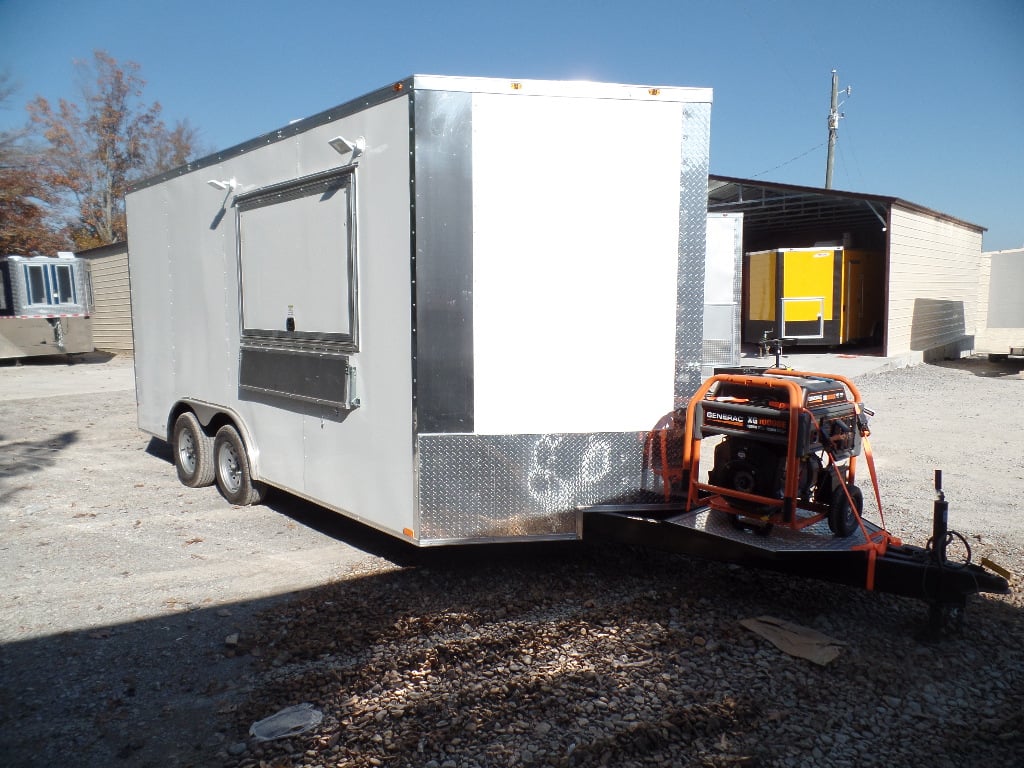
left=170, top=399, right=263, bottom=480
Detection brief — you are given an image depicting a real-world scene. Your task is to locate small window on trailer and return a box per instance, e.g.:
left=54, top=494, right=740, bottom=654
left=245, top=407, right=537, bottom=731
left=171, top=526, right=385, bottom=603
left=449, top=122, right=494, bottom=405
left=55, top=264, right=75, bottom=302
left=25, top=265, right=48, bottom=305
left=24, top=263, right=77, bottom=306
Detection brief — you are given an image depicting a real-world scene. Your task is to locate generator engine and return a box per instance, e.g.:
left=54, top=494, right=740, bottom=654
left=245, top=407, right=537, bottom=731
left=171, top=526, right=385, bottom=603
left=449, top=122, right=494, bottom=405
left=709, top=438, right=793, bottom=502
left=700, top=373, right=863, bottom=512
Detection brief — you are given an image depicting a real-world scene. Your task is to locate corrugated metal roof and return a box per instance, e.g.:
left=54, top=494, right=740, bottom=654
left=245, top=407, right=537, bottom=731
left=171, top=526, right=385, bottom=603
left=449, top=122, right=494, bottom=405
left=708, top=175, right=985, bottom=235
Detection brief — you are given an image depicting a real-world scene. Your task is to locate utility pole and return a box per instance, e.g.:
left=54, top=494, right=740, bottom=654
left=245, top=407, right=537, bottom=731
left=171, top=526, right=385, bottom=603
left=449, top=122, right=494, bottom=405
left=825, top=69, right=851, bottom=189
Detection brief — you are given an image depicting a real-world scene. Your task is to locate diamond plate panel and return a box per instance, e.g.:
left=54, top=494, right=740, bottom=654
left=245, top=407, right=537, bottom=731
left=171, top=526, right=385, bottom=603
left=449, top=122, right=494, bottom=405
left=667, top=508, right=884, bottom=553
left=676, top=102, right=712, bottom=407
left=702, top=339, right=734, bottom=365
left=417, top=432, right=647, bottom=542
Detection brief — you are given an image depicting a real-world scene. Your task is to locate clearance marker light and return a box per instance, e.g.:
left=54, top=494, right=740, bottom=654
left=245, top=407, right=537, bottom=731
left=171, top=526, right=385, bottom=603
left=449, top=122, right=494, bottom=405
left=403, top=527, right=415, bottom=538
left=510, top=82, right=522, bottom=90
left=649, top=88, right=661, bottom=96
left=393, top=82, right=404, bottom=92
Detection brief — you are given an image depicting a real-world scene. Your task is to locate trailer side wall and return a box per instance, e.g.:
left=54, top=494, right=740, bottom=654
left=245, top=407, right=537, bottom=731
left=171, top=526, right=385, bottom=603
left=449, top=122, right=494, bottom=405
left=128, top=94, right=418, bottom=537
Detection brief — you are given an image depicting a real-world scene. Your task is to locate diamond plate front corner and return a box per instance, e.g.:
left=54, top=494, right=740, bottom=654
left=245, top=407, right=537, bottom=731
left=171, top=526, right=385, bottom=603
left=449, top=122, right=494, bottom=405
left=676, top=101, right=712, bottom=406
left=417, top=432, right=647, bottom=541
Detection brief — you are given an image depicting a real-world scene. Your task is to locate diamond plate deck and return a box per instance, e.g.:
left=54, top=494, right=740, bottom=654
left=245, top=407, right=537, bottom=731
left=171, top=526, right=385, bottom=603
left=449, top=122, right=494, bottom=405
left=665, top=507, right=884, bottom=553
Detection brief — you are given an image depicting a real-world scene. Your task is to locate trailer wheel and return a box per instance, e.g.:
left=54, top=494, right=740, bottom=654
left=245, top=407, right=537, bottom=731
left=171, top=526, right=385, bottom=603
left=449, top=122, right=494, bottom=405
left=213, top=425, right=266, bottom=506
left=172, top=412, right=215, bottom=488
left=828, top=483, right=863, bottom=538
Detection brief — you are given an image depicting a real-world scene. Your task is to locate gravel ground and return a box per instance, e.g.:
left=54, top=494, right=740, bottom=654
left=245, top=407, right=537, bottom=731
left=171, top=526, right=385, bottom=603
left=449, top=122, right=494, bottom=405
left=0, top=353, right=1022, bottom=767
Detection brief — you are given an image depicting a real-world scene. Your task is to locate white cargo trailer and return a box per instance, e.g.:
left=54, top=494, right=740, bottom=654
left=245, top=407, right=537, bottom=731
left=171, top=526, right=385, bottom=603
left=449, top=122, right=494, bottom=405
left=126, top=75, right=712, bottom=545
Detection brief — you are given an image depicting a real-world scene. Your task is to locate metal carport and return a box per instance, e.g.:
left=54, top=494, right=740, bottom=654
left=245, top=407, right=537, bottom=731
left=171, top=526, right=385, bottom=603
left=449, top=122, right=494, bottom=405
left=707, top=176, right=985, bottom=360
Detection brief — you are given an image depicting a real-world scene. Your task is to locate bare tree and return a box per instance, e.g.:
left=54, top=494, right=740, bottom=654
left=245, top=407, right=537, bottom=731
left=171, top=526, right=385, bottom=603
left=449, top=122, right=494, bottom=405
left=145, top=117, right=204, bottom=174
left=0, top=71, right=69, bottom=255
left=27, top=51, right=199, bottom=250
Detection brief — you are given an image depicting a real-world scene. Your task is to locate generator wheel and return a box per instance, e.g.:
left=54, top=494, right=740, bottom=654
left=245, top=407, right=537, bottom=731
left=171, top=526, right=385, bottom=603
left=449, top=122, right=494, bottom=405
left=214, top=424, right=267, bottom=506
left=829, top=483, right=863, bottom=537
left=172, top=412, right=215, bottom=488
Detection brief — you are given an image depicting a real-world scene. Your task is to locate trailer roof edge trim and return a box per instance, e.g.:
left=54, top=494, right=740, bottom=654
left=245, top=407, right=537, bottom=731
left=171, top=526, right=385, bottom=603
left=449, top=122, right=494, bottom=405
left=410, top=74, right=712, bottom=102
left=126, top=78, right=409, bottom=194
left=127, top=75, right=713, bottom=194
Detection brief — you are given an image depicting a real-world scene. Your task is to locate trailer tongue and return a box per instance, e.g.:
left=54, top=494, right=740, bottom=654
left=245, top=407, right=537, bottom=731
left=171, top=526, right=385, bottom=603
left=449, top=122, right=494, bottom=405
left=580, top=369, right=1010, bottom=634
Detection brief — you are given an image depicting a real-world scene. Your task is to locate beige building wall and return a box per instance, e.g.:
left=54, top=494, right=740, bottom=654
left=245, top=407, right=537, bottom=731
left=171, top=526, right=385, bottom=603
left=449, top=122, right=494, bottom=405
left=976, top=247, right=1024, bottom=354
left=886, top=206, right=983, bottom=359
left=81, top=243, right=133, bottom=353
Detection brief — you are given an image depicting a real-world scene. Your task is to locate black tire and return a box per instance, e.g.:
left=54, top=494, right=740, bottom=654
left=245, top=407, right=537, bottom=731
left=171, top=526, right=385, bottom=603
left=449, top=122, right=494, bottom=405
left=829, top=483, right=863, bottom=538
left=172, top=412, right=215, bottom=488
left=213, top=424, right=266, bottom=506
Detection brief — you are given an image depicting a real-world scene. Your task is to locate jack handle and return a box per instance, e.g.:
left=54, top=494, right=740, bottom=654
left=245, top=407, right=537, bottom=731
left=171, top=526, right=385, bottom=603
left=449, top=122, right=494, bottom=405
left=932, top=469, right=948, bottom=565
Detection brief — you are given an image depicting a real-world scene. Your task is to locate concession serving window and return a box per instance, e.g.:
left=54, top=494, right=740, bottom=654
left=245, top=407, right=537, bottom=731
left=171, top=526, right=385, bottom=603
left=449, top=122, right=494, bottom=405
left=235, top=167, right=358, bottom=349
left=234, top=168, right=360, bottom=410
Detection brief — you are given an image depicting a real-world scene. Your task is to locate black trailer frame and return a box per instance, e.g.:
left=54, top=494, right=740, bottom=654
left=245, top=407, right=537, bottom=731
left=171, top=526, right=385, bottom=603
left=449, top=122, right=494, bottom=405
left=580, top=474, right=1010, bottom=635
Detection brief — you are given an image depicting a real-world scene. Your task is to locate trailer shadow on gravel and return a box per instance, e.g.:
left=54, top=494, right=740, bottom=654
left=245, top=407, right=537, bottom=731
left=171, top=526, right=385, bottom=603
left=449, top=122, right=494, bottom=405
left=143, top=436, right=172, bottom=462
left=144, top=435, right=576, bottom=569
left=265, top=488, right=588, bottom=570
left=143, top=437, right=427, bottom=566
left=1, top=543, right=1021, bottom=768
left=108, top=433, right=1024, bottom=767
left=228, top=553, right=1023, bottom=768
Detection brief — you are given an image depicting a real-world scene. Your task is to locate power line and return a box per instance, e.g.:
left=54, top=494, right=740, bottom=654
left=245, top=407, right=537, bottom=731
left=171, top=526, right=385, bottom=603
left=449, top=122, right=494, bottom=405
left=749, top=142, right=827, bottom=180
left=840, top=117, right=865, bottom=187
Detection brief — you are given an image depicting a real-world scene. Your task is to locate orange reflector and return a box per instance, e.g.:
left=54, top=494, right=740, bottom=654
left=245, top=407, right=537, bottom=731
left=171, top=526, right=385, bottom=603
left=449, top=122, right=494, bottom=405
left=649, top=88, right=661, bottom=96
left=393, top=82, right=404, bottom=92
left=510, top=82, right=522, bottom=90
left=403, top=527, right=415, bottom=538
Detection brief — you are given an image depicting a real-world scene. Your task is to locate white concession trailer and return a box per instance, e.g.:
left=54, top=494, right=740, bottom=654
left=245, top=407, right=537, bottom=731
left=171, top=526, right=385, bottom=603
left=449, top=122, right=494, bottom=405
left=0, top=253, right=93, bottom=360
left=126, top=75, right=713, bottom=545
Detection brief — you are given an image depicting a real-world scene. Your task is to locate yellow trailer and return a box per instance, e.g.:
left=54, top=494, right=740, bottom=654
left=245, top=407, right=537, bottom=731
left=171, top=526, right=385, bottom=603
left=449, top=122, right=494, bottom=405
left=743, top=247, right=883, bottom=346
